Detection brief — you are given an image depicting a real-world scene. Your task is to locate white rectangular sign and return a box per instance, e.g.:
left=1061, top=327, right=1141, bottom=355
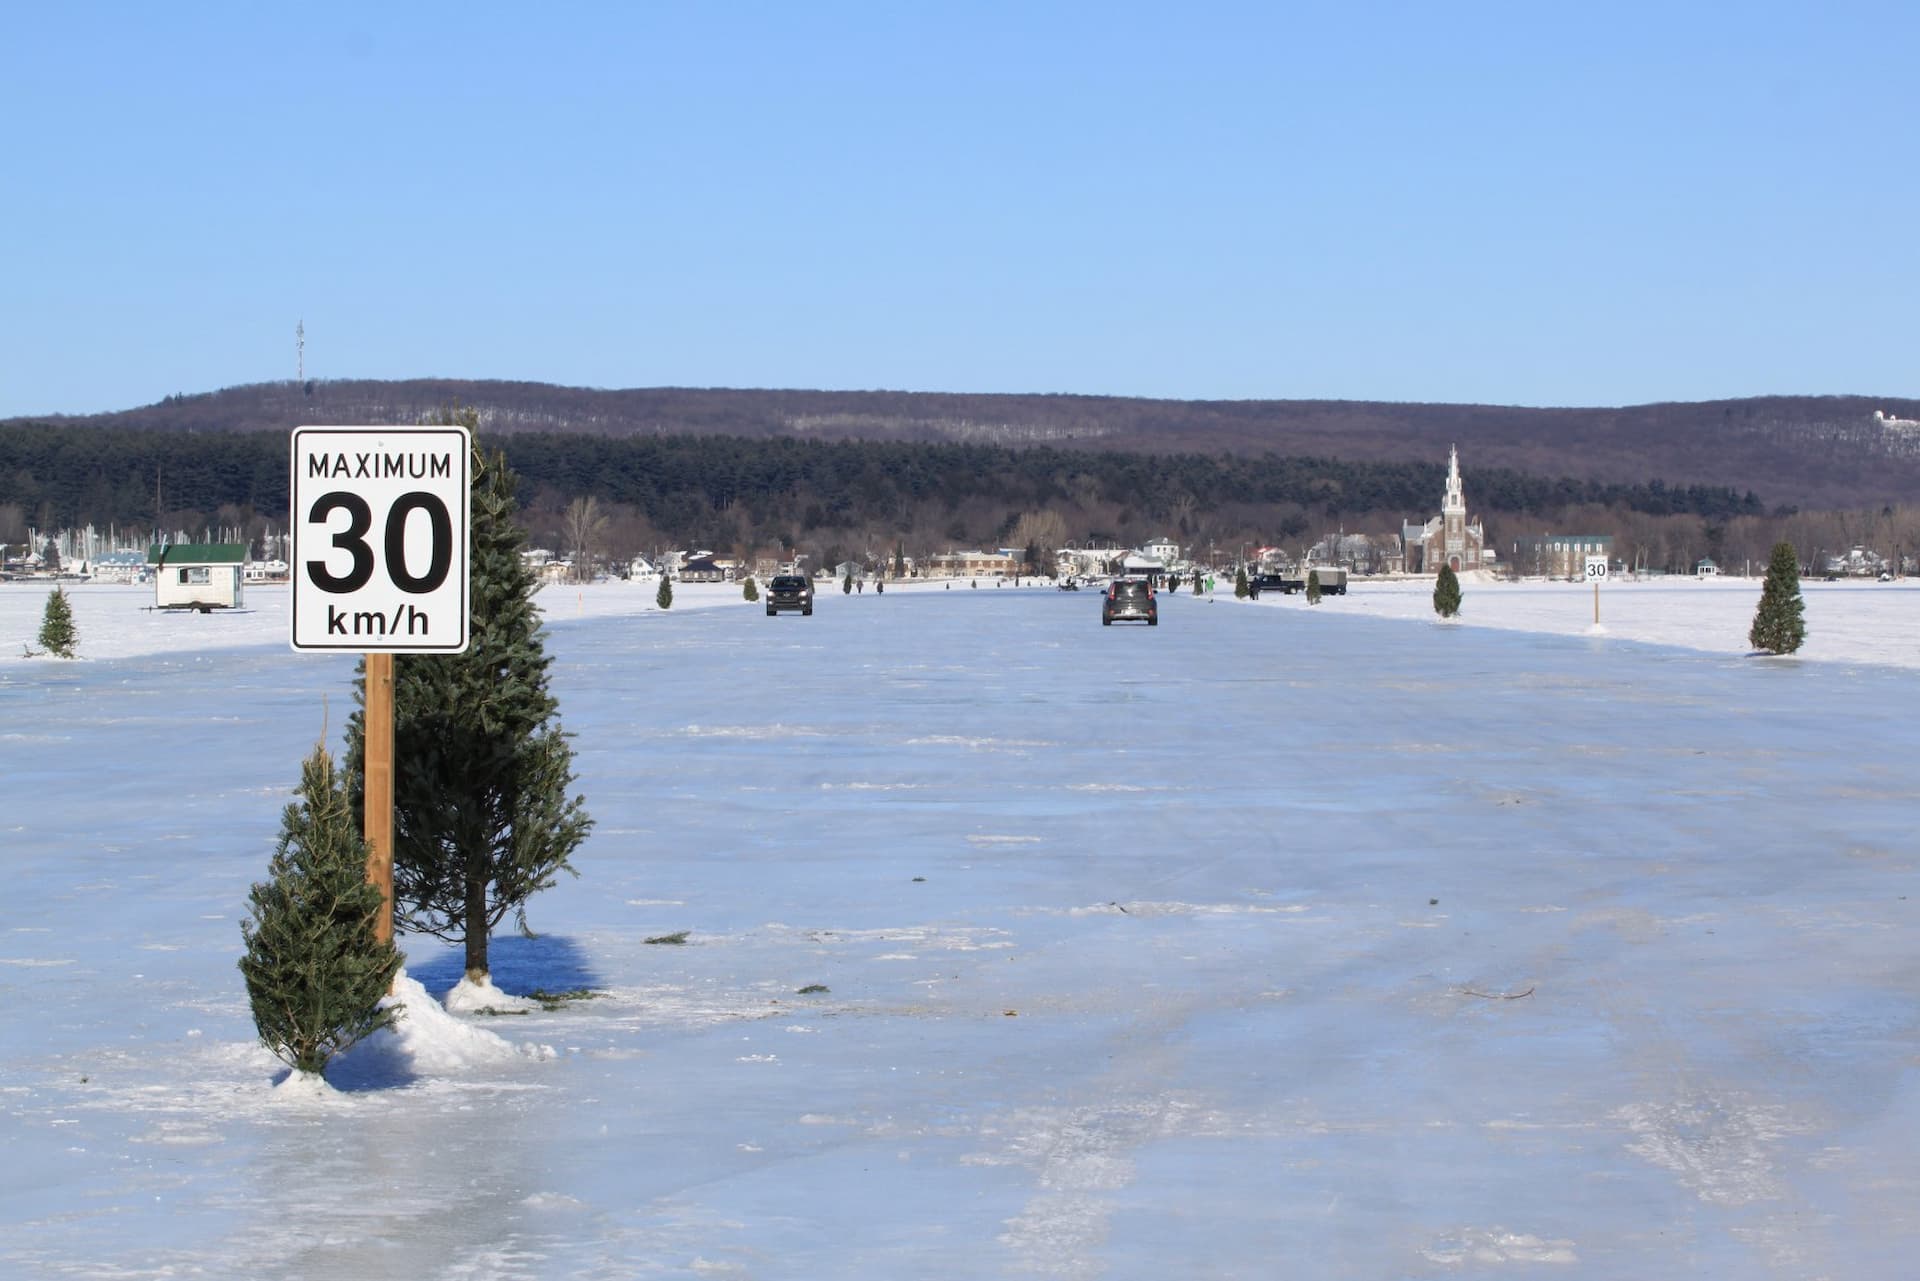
left=1585, top=555, right=1609, bottom=582
left=290, top=426, right=471, bottom=653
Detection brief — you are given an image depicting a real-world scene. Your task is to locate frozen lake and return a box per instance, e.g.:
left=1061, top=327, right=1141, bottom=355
left=2, top=579, right=1917, bottom=1277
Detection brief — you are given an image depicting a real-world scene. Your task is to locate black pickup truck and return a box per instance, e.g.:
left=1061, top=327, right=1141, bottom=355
left=1246, top=572, right=1289, bottom=599
left=1248, top=568, right=1348, bottom=597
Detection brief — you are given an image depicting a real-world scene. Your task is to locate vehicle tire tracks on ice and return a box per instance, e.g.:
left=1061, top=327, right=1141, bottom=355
left=962, top=1003, right=1208, bottom=1278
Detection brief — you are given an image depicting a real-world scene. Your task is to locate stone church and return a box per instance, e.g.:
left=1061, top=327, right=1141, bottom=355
left=1401, top=446, right=1486, bottom=574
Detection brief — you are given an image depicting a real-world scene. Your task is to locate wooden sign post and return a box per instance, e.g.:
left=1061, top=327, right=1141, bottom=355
left=363, top=652, right=396, bottom=944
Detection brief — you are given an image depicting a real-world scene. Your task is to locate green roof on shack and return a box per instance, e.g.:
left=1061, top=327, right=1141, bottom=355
left=147, top=543, right=248, bottom=566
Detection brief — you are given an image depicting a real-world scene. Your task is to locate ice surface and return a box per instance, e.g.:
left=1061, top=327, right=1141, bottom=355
left=2, top=576, right=1917, bottom=1278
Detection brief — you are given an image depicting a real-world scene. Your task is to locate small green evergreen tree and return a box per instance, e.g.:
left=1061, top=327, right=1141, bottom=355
left=1433, top=565, right=1463, bottom=618
left=656, top=575, right=673, bottom=610
left=843, top=570, right=854, bottom=594
left=1749, top=541, right=1807, bottom=655
left=1234, top=566, right=1249, bottom=599
left=348, top=421, right=593, bottom=985
left=1192, top=573, right=1204, bottom=597
left=37, top=586, right=77, bottom=658
left=41, top=538, right=60, bottom=574
left=239, top=746, right=403, bottom=1077
left=1306, top=570, right=1323, bottom=605
left=742, top=576, right=759, bottom=602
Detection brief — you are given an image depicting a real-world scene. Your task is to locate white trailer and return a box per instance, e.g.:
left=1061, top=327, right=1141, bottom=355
left=148, top=543, right=246, bottom=611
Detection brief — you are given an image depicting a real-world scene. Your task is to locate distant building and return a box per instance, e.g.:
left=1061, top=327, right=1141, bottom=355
left=925, top=550, right=1017, bottom=579
left=1513, top=534, right=1615, bottom=579
left=147, top=542, right=246, bottom=610
left=1403, top=447, right=1487, bottom=574
left=1056, top=547, right=1125, bottom=579
left=92, top=550, right=150, bottom=584
left=1823, top=546, right=1886, bottom=577
left=521, top=550, right=572, bottom=584
left=1117, top=552, right=1166, bottom=585
left=1250, top=546, right=1290, bottom=572
left=679, top=553, right=735, bottom=583
left=1306, top=532, right=1381, bottom=572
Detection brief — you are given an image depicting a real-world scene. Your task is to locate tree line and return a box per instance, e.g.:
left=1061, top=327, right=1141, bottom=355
left=0, top=420, right=1764, bottom=550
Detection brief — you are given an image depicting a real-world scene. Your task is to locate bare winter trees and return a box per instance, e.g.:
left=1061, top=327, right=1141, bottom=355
left=562, top=496, right=610, bottom=582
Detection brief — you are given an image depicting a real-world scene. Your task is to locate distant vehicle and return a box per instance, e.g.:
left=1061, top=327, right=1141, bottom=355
left=1278, top=566, right=1347, bottom=595
left=1102, top=577, right=1158, bottom=626
left=1880, top=571, right=1893, bottom=582
left=1058, top=577, right=1081, bottom=590
left=766, top=575, right=814, bottom=616
left=1246, top=572, right=1289, bottom=599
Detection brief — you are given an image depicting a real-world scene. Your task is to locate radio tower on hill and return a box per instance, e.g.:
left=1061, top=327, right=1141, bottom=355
left=296, top=319, right=305, bottom=382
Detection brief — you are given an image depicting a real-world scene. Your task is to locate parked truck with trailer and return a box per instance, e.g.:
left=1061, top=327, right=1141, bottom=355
left=1282, top=566, right=1347, bottom=595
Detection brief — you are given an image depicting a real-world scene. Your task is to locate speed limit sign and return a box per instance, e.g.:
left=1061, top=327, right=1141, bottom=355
left=1585, top=555, right=1609, bottom=582
left=290, top=426, right=471, bottom=653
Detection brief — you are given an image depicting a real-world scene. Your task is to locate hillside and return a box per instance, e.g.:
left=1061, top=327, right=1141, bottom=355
left=14, top=381, right=1920, bottom=510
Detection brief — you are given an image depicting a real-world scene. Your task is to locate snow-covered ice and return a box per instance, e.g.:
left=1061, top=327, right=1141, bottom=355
left=2, top=575, right=1917, bottom=1278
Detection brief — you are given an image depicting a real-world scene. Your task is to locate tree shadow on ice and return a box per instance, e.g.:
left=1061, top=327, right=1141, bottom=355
left=405, top=932, right=605, bottom=1003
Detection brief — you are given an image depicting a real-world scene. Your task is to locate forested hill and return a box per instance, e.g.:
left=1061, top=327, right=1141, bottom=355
left=11, top=380, right=1920, bottom=510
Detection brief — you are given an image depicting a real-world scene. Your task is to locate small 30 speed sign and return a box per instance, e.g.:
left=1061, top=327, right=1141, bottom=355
left=291, top=426, right=471, bottom=653
left=1585, top=555, right=1609, bottom=582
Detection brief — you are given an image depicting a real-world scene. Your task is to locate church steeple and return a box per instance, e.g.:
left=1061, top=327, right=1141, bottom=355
left=1420, top=443, right=1482, bottom=574
left=1443, top=444, right=1465, bottom=518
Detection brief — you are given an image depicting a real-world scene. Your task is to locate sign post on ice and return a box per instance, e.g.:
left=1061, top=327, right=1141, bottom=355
left=1585, top=554, right=1608, bottom=626
left=290, top=426, right=472, bottom=944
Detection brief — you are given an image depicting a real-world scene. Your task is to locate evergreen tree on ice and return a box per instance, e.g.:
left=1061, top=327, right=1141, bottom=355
left=239, top=745, right=403, bottom=1077
left=1306, top=570, right=1323, bottom=605
left=656, top=574, right=673, bottom=610
left=37, top=586, right=77, bottom=657
left=742, top=576, right=758, bottom=602
left=1433, top=565, right=1463, bottom=618
left=1234, top=566, right=1249, bottom=599
left=1749, top=541, right=1807, bottom=655
left=349, top=414, right=593, bottom=985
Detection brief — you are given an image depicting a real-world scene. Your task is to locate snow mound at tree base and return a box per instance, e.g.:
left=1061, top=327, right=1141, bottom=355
left=335, top=970, right=553, bottom=1082
left=444, top=975, right=541, bottom=1015
left=271, top=1069, right=340, bottom=1102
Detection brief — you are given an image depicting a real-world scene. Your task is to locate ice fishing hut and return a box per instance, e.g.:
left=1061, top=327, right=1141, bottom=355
left=148, top=543, right=246, bottom=611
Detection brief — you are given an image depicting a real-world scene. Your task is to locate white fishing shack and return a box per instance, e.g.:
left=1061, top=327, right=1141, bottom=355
left=148, top=543, right=247, bottom=611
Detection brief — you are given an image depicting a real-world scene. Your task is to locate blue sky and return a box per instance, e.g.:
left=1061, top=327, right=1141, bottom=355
left=3, top=2, right=1915, bottom=416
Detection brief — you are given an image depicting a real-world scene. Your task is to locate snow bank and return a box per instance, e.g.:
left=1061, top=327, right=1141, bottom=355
left=335, top=970, right=552, bottom=1083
